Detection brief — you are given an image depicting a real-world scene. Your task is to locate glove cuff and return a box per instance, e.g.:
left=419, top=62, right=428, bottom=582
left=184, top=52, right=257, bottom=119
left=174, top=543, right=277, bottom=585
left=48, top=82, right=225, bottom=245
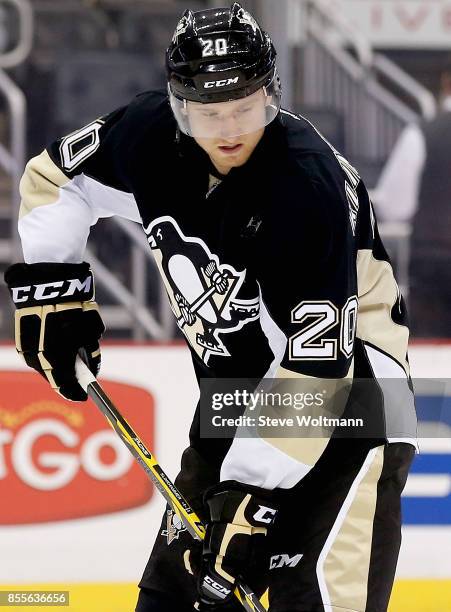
left=5, top=262, right=95, bottom=307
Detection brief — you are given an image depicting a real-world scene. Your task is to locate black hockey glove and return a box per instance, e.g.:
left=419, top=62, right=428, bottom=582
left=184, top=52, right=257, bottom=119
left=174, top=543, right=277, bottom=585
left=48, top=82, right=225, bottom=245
left=4, top=262, right=105, bottom=401
left=197, top=481, right=278, bottom=608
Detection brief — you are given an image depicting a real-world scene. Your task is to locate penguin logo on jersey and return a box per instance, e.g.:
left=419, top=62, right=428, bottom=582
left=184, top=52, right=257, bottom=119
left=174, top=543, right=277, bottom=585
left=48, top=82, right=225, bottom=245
left=161, top=510, right=187, bottom=545
left=144, top=216, right=260, bottom=365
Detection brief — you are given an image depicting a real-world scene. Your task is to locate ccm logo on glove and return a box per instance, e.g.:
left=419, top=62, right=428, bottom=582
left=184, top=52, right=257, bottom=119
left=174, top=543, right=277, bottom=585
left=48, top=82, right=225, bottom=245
left=5, top=262, right=95, bottom=307
left=201, top=576, right=231, bottom=599
left=253, top=505, right=278, bottom=524
left=4, top=262, right=104, bottom=402
left=197, top=484, right=279, bottom=607
left=11, top=276, right=92, bottom=304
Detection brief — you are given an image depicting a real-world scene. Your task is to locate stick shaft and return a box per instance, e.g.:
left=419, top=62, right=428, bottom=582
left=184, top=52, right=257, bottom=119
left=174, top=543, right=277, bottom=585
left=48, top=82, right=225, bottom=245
left=88, top=380, right=205, bottom=541
left=76, top=359, right=265, bottom=612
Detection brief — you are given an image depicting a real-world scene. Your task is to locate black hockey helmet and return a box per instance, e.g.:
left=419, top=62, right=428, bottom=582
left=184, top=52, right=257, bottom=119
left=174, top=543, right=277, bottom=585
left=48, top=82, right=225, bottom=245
left=166, top=2, right=281, bottom=138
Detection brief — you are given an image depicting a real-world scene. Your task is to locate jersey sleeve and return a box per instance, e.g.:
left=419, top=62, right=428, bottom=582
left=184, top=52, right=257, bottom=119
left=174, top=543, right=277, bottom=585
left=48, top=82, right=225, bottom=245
left=19, top=106, right=141, bottom=264
left=354, top=176, right=417, bottom=448
left=219, top=153, right=365, bottom=490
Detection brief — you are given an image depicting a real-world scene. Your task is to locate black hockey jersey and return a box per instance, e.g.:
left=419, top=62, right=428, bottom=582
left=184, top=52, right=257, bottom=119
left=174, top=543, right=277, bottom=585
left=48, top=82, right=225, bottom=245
left=17, top=90, right=417, bottom=490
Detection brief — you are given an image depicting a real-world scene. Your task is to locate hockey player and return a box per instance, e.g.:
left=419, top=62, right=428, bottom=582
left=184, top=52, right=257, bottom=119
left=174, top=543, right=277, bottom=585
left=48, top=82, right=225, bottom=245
left=4, top=4, right=417, bottom=611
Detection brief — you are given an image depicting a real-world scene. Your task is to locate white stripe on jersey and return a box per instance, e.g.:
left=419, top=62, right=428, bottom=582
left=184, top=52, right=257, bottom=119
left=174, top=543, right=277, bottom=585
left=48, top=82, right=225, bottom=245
left=220, top=287, right=311, bottom=490
left=364, top=343, right=418, bottom=451
left=80, top=174, right=141, bottom=222
left=19, top=174, right=140, bottom=263
left=258, top=285, right=287, bottom=379
left=220, top=435, right=313, bottom=489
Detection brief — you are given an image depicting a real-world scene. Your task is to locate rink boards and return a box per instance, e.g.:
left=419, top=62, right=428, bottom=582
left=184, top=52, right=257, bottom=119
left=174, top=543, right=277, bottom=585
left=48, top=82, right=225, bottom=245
left=0, top=343, right=450, bottom=610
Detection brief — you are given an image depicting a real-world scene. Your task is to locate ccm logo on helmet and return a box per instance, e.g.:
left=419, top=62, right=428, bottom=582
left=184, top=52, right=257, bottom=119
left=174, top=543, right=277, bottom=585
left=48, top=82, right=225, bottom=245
left=11, top=276, right=92, bottom=304
left=204, top=77, right=240, bottom=89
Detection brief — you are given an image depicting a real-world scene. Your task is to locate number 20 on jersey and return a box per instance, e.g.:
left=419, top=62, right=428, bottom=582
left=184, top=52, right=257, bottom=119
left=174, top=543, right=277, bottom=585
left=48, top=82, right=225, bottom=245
left=289, top=297, right=358, bottom=360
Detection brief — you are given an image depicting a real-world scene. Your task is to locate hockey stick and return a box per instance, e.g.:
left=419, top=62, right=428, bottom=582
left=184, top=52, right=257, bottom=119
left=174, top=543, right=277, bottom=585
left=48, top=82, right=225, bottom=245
left=75, top=357, right=266, bottom=612
left=176, top=268, right=230, bottom=330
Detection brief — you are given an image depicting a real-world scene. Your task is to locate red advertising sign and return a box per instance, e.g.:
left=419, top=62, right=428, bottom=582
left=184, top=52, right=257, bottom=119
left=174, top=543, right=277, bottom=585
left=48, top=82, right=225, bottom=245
left=337, top=1, right=451, bottom=49
left=0, top=371, right=154, bottom=524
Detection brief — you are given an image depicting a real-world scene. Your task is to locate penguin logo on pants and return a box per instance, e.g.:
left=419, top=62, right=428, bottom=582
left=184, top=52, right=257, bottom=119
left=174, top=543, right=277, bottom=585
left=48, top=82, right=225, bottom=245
left=161, top=509, right=187, bottom=545
left=144, top=216, right=260, bottom=365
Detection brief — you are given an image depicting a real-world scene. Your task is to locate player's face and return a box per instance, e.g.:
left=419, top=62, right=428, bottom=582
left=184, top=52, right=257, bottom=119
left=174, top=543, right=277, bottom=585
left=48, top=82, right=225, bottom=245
left=187, top=89, right=267, bottom=139
left=189, top=90, right=267, bottom=175
left=193, top=126, right=265, bottom=175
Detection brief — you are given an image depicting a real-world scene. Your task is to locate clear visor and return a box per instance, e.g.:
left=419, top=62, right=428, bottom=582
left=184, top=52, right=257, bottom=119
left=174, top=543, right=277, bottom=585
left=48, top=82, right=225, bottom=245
left=170, top=82, right=281, bottom=139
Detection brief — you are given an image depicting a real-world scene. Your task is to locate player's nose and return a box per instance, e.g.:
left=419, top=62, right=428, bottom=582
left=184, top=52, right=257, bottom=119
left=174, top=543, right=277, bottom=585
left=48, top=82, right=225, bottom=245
left=218, top=114, right=241, bottom=139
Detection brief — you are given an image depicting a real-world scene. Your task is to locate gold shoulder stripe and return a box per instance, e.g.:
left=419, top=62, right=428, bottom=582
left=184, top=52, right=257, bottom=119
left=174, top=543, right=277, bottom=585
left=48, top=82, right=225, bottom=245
left=19, top=150, right=71, bottom=219
left=357, top=249, right=410, bottom=374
